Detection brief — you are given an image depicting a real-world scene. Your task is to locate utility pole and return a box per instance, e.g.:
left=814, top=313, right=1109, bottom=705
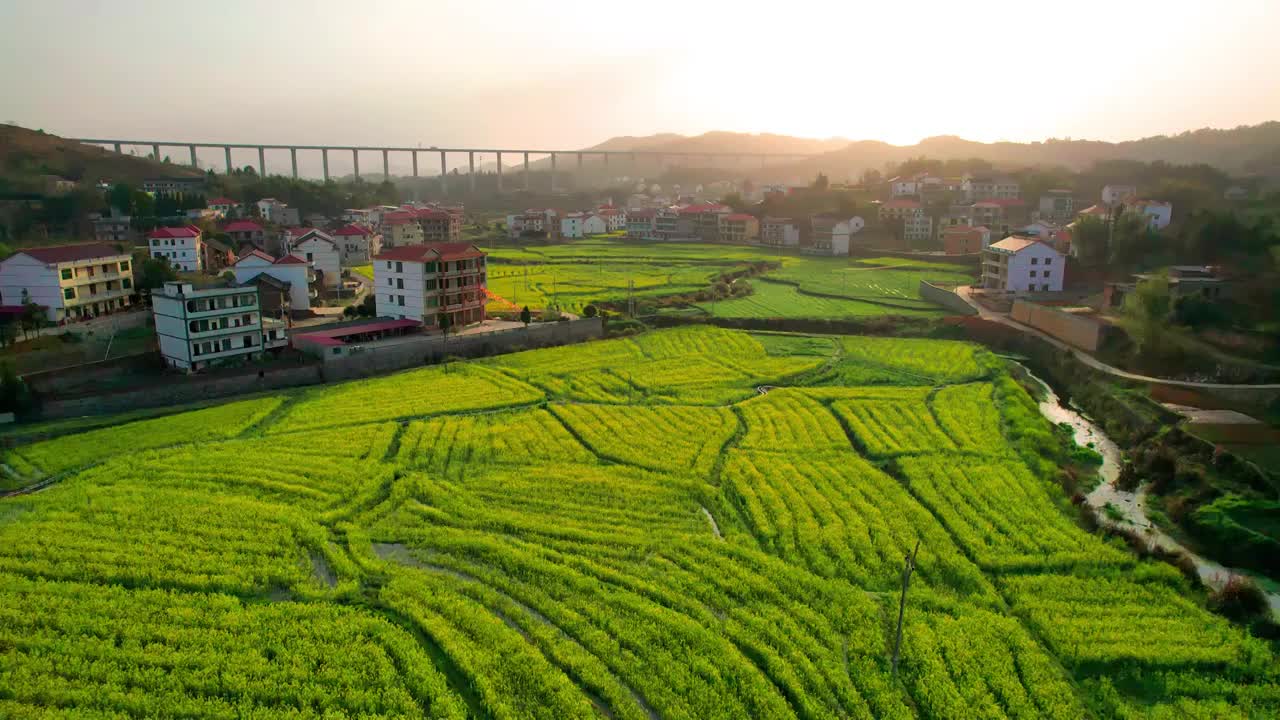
left=890, top=541, right=920, bottom=677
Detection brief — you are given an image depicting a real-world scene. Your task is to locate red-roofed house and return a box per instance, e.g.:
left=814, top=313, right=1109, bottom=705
left=332, top=224, right=382, bottom=264
left=147, top=225, right=204, bottom=272
left=224, top=220, right=266, bottom=252
left=625, top=209, right=658, bottom=240
left=415, top=208, right=461, bottom=243
left=719, top=214, right=759, bottom=244
left=380, top=212, right=424, bottom=249
left=231, top=250, right=316, bottom=312
left=0, top=243, right=135, bottom=321
left=208, top=197, right=241, bottom=216
left=373, top=243, right=487, bottom=328
left=677, top=203, right=730, bottom=241
left=761, top=217, right=801, bottom=247
left=597, top=207, right=627, bottom=232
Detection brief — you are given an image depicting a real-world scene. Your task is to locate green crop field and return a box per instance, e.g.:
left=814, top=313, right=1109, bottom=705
left=3, top=326, right=1273, bottom=719
left=477, top=239, right=976, bottom=317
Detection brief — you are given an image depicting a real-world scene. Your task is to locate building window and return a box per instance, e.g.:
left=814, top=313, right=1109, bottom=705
left=123, top=278, right=132, bottom=289
left=1030, top=258, right=1038, bottom=265
left=61, top=268, right=72, bottom=280
left=395, top=261, right=403, bottom=272
left=397, top=295, right=405, bottom=306
left=386, top=278, right=392, bottom=286
left=425, top=262, right=437, bottom=273
left=396, top=278, right=404, bottom=289
left=63, top=288, right=75, bottom=300
left=1045, top=258, right=1053, bottom=266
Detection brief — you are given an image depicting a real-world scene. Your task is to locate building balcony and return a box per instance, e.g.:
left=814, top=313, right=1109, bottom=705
left=190, top=343, right=260, bottom=364
left=65, top=287, right=132, bottom=306
left=184, top=302, right=259, bottom=319
left=188, top=321, right=261, bottom=339
left=65, top=270, right=127, bottom=286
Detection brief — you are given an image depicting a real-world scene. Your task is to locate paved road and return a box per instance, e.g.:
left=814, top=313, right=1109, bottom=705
left=954, top=286, right=1280, bottom=390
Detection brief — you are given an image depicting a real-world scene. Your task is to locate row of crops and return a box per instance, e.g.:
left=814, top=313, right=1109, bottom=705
left=1, top=325, right=1275, bottom=718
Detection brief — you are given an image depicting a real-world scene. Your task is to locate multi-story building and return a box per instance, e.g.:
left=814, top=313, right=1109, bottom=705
left=1101, top=184, right=1137, bottom=206
left=761, top=217, right=801, bottom=247
left=807, top=215, right=862, bottom=256
left=256, top=198, right=299, bottom=225
left=878, top=199, right=933, bottom=242
left=719, top=214, right=759, bottom=244
left=92, top=215, right=134, bottom=244
left=597, top=207, right=627, bottom=232
left=380, top=211, right=425, bottom=248
left=561, top=213, right=608, bottom=239
left=416, top=208, right=461, bottom=243
left=203, top=237, right=237, bottom=274
left=506, top=209, right=559, bottom=240
left=231, top=250, right=316, bottom=311
left=373, top=243, right=487, bottom=328
left=982, top=235, right=1064, bottom=294
left=963, top=175, right=1020, bottom=201
left=654, top=208, right=680, bottom=240
left=0, top=243, right=134, bottom=321
left=293, top=231, right=342, bottom=288
left=676, top=203, right=730, bottom=242
left=224, top=220, right=267, bottom=252
left=1038, top=190, right=1075, bottom=222
left=152, top=281, right=287, bottom=371
left=147, top=225, right=204, bottom=273
left=625, top=208, right=657, bottom=239
left=332, top=224, right=382, bottom=264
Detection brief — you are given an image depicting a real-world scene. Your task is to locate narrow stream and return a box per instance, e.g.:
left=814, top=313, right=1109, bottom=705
left=1019, top=365, right=1280, bottom=617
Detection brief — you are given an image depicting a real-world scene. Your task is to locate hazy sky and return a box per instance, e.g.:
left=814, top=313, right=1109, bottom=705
left=4, top=0, right=1279, bottom=158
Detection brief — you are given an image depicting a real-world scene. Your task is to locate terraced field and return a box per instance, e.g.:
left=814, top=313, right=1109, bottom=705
left=2, top=326, right=1273, bottom=719
left=480, top=238, right=974, bottom=317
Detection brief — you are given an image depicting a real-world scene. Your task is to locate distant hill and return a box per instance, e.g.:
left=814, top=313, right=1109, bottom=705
left=775, top=123, right=1280, bottom=178
left=0, top=124, right=203, bottom=192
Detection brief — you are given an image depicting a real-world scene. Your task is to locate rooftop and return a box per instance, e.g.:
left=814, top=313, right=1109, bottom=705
left=147, top=225, right=201, bottom=239
left=13, top=243, right=129, bottom=264
left=333, top=223, right=372, bottom=236
left=373, top=242, right=485, bottom=263
left=224, top=220, right=264, bottom=233
left=988, top=235, right=1056, bottom=254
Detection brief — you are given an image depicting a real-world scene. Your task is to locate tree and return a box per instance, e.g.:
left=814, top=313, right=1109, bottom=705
left=811, top=173, right=829, bottom=191
left=720, top=192, right=747, bottom=212
left=109, top=183, right=134, bottom=215
left=581, top=304, right=598, bottom=318
left=0, top=361, right=27, bottom=414
left=519, top=305, right=532, bottom=327
left=1121, top=273, right=1173, bottom=359
left=1070, top=214, right=1110, bottom=266
left=19, top=299, right=45, bottom=339
left=138, top=257, right=178, bottom=291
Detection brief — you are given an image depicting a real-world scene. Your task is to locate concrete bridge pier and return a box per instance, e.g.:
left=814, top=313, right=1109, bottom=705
left=631, top=152, right=637, bottom=176
left=152, top=143, right=160, bottom=161
left=224, top=146, right=232, bottom=174
left=468, top=151, right=475, bottom=193
left=496, top=152, right=503, bottom=191
left=113, top=142, right=122, bottom=154
left=550, top=153, right=557, bottom=192
left=189, top=145, right=198, bottom=168
left=382, top=149, right=389, bottom=179
left=257, top=147, right=266, bottom=177
left=352, top=149, right=360, bottom=180
left=290, top=148, right=298, bottom=178
left=576, top=152, right=584, bottom=188
left=322, top=148, right=329, bottom=181
left=523, top=152, right=530, bottom=191
left=411, top=151, right=418, bottom=177
left=439, top=151, right=447, bottom=195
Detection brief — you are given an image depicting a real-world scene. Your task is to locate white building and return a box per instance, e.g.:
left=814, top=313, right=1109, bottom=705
left=1124, top=199, right=1172, bottom=230
left=292, top=231, right=342, bottom=288
left=878, top=200, right=933, bottom=242
left=147, top=226, right=204, bottom=273
left=0, top=243, right=135, bottom=321
left=982, top=236, right=1064, bottom=294
left=373, top=243, right=488, bottom=328
left=208, top=197, right=240, bottom=216
left=808, top=215, right=863, bottom=256
left=890, top=177, right=919, bottom=197
left=332, top=224, right=381, bottom=265
left=152, top=281, right=286, bottom=371
left=1101, top=184, right=1137, bottom=206
left=231, top=250, right=315, bottom=311
left=598, top=207, right=627, bottom=232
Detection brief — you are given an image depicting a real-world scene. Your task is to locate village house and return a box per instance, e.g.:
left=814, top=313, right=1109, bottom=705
left=208, top=197, right=240, bottom=216
left=878, top=199, right=933, bottom=243
left=202, top=237, right=236, bottom=274
left=373, top=243, right=488, bottom=328
left=625, top=208, right=658, bottom=240
left=561, top=213, right=608, bottom=239
left=231, top=250, right=316, bottom=312
left=1101, top=184, right=1137, bottom=206
left=92, top=215, right=134, bottom=244
left=380, top=211, right=425, bottom=248
left=0, top=243, right=135, bottom=321
left=719, top=214, right=760, bottom=244
left=332, top=224, right=382, bottom=265
left=292, top=230, right=342, bottom=289
left=1123, top=199, right=1173, bottom=230
left=224, top=220, right=267, bottom=253
left=963, top=175, right=1020, bottom=201
left=761, top=217, right=801, bottom=247
left=1037, top=190, right=1075, bottom=222
left=807, top=215, right=862, bottom=256
left=982, top=235, right=1064, bottom=294
left=941, top=225, right=990, bottom=255
left=597, top=206, right=627, bottom=232
left=1103, top=265, right=1232, bottom=310
left=152, top=281, right=287, bottom=372
left=147, top=225, right=204, bottom=273
left=416, top=207, right=462, bottom=243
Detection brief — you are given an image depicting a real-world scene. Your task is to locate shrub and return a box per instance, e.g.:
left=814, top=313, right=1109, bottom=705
left=1207, top=576, right=1268, bottom=623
